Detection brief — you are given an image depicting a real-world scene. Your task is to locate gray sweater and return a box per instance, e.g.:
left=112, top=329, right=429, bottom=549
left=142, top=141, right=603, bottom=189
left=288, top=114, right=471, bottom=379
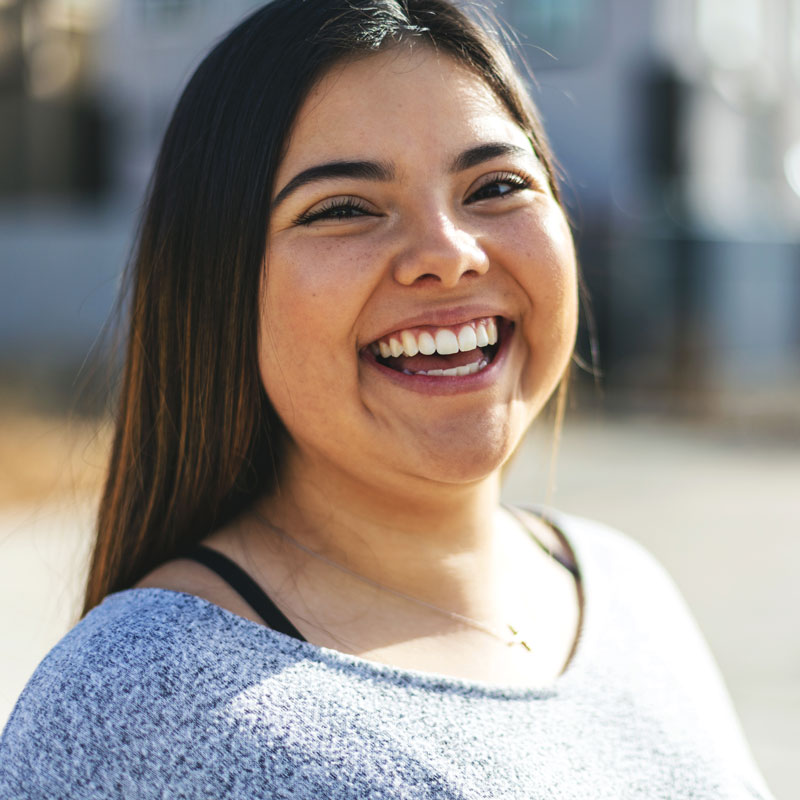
left=0, top=512, right=775, bottom=799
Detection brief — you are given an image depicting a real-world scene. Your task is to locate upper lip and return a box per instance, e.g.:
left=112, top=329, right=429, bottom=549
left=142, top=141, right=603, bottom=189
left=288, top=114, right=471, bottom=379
left=364, top=304, right=512, bottom=346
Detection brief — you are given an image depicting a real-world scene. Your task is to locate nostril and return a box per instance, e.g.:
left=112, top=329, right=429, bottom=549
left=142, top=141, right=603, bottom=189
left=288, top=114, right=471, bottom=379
left=412, top=268, right=482, bottom=285
left=392, top=233, right=488, bottom=286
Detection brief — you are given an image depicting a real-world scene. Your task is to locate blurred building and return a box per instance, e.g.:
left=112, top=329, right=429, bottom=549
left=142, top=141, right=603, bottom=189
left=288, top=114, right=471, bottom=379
left=503, top=0, right=800, bottom=419
left=1, top=0, right=798, bottom=421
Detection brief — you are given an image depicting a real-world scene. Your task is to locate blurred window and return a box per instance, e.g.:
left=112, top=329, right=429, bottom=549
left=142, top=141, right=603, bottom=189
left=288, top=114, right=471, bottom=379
left=0, top=0, right=110, bottom=199
left=696, top=0, right=765, bottom=71
left=0, top=0, right=23, bottom=93
left=502, top=0, right=605, bottom=69
left=136, top=0, right=206, bottom=27
left=792, top=0, right=800, bottom=82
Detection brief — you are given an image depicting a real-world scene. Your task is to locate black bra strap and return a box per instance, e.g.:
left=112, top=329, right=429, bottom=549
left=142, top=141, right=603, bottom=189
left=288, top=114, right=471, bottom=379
left=181, top=545, right=308, bottom=643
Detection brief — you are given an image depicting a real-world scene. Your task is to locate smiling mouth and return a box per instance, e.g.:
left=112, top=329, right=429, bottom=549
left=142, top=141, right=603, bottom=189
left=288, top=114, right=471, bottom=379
left=367, top=316, right=506, bottom=377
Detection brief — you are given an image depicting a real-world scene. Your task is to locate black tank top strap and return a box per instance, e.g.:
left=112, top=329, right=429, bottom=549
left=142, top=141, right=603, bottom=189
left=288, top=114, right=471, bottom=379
left=503, top=504, right=580, bottom=578
left=180, top=545, right=308, bottom=643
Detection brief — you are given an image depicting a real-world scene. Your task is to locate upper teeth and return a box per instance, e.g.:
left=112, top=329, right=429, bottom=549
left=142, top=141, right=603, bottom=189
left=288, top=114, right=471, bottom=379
left=373, top=318, right=498, bottom=359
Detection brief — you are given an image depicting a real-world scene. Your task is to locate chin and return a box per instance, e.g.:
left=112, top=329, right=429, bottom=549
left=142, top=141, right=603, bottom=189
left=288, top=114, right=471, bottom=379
left=404, top=408, right=527, bottom=486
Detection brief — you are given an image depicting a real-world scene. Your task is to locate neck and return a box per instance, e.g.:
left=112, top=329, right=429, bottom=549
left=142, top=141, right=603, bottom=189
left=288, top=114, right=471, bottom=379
left=253, top=445, right=508, bottom=617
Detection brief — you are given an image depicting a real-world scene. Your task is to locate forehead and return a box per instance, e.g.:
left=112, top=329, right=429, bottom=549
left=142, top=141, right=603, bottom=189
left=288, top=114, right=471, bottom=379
left=276, top=45, right=530, bottom=177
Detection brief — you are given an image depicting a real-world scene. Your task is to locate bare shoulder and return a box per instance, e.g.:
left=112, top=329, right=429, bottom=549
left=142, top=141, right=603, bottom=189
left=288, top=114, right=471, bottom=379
left=135, top=555, right=265, bottom=626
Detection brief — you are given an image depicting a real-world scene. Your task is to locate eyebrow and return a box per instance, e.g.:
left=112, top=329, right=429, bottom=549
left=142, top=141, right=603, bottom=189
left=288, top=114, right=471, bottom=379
left=271, top=141, right=536, bottom=208
left=272, top=160, right=395, bottom=208
left=449, top=142, right=534, bottom=172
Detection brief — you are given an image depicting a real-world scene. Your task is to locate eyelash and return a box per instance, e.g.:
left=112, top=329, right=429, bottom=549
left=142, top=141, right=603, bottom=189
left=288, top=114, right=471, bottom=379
left=293, top=198, right=373, bottom=226
left=466, top=171, right=533, bottom=203
left=292, top=170, right=534, bottom=226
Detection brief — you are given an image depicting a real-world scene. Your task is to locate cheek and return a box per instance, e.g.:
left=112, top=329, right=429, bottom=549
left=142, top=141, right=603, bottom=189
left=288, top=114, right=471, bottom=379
left=507, top=204, right=578, bottom=322
left=505, top=206, right=578, bottom=392
left=257, top=241, right=379, bottom=394
left=266, top=236, right=384, bottom=307
left=266, top=239, right=352, bottom=311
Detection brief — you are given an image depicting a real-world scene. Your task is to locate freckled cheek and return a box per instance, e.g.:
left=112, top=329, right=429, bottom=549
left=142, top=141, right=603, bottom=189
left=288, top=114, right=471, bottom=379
left=503, top=211, right=577, bottom=310
left=498, top=214, right=578, bottom=372
left=260, top=243, right=379, bottom=365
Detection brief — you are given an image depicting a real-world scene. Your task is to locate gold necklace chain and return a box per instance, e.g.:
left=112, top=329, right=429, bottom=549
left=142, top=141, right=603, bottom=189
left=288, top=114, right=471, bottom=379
left=251, top=509, right=533, bottom=652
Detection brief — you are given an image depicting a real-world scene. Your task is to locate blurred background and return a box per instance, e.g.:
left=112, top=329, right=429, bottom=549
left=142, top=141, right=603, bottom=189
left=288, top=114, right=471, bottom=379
left=0, top=0, right=798, bottom=796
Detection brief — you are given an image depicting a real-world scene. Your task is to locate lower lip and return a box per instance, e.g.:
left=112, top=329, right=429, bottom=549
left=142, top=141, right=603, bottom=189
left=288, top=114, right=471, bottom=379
left=360, top=321, right=514, bottom=396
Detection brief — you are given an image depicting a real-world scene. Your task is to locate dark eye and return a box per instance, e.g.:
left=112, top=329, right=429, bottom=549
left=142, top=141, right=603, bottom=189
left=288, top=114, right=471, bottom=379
left=294, top=198, right=376, bottom=226
left=466, top=172, right=532, bottom=204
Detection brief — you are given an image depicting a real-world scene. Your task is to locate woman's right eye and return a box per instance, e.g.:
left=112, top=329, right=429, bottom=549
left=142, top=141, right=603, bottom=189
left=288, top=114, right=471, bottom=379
left=293, top=197, right=377, bottom=226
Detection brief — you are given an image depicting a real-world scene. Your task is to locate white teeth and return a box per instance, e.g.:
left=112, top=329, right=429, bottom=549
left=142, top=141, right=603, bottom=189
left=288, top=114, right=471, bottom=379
left=434, top=329, right=459, bottom=355
left=418, top=331, right=436, bottom=355
left=401, top=330, right=419, bottom=357
left=373, top=318, right=500, bottom=360
left=457, top=325, right=478, bottom=352
left=414, top=358, right=487, bottom=378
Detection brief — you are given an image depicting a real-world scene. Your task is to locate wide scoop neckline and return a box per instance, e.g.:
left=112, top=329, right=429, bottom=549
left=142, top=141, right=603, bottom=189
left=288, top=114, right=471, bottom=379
left=113, top=508, right=595, bottom=700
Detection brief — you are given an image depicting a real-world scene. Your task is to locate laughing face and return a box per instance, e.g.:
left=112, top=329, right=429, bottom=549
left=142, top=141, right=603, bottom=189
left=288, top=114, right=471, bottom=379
left=260, top=46, right=578, bottom=492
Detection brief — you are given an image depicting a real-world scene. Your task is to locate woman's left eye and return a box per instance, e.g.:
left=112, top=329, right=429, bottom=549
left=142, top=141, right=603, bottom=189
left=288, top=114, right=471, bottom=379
left=466, top=171, right=533, bottom=204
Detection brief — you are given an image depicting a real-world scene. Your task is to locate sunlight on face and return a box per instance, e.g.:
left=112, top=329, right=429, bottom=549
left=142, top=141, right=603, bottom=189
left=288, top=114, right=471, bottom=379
left=260, top=45, right=577, bottom=494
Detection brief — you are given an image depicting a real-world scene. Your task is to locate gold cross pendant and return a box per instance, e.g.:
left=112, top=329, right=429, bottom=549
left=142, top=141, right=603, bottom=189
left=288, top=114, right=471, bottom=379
left=507, top=624, right=532, bottom=652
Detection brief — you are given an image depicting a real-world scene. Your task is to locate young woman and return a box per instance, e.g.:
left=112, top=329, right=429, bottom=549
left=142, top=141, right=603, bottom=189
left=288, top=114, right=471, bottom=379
left=0, top=1, right=775, bottom=797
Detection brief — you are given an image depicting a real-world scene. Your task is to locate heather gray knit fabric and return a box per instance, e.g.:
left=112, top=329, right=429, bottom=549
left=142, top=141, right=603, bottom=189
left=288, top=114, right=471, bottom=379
left=0, top=511, right=775, bottom=799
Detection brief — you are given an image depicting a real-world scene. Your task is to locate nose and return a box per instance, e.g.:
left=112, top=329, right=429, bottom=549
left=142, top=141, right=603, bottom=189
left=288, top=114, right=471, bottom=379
left=391, top=211, right=489, bottom=288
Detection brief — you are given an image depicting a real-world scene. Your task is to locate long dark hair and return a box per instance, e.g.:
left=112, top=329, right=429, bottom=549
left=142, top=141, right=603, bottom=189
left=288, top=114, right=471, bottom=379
left=83, top=0, right=563, bottom=616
